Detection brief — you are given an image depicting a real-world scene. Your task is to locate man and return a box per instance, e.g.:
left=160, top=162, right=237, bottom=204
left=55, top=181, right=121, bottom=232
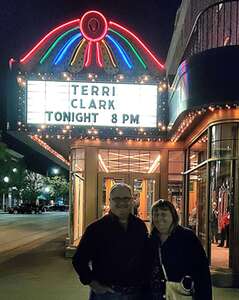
left=72, top=183, right=148, bottom=300
left=133, top=192, right=140, bottom=217
left=210, top=202, right=218, bottom=244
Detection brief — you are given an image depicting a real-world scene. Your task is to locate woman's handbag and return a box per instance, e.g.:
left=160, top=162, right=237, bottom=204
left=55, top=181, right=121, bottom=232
left=158, top=248, right=194, bottom=300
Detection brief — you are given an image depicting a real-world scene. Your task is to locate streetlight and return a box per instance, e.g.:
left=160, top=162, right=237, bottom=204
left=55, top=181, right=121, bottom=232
left=3, top=176, right=9, bottom=183
left=12, top=168, right=17, bottom=173
left=44, top=186, right=50, bottom=193
left=52, top=168, right=59, bottom=175
left=2, top=176, right=9, bottom=211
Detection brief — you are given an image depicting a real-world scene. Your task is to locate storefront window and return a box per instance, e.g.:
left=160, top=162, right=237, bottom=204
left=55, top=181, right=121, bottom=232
left=189, top=132, right=208, bottom=169
left=71, top=148, right=85, bottom=175
left=168, top=151, right=184, bottom=223
left=209, top=160, right=233, bottom=269
left=70, top=148, right=85, bottom=245
left=188, top=166, right=207, bottom=250
left=210, top=123, right=237, bottom=158
left=186, top=123, right=239, bottom=270
left=98, top=149, right=160, bottom=173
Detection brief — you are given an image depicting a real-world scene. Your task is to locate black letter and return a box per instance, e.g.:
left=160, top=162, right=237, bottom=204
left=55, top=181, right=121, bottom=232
left=71, top=99, right=77, bottom=108
left=79, top=99, right=86, bottom=109
left=72, top=84, right=79, bottom=95
left=102, top=86, right=110, bottom=96
left=99, top=100, right=106, bottom=109
left=130, top=114, right=139, bottom=124
left=91, top=86, right=99, bottom=96
left=89, top=99, right=97, bottom=109
left=111, top=114, right=117, bottom=123
left=63, top=112, right=71, bottom=122
left=112, top=86, right=116, bottom=96
left=76, top=113, right=83, bottom=122
left=108, top=100, right=115, bottom=110
left=84, top=113, right=91, bottom=122
left=92, top=113, right=99, bottom=123
left=45, top=111, right=53, bottom=121
left=55, top=112, right=62, bottom=122
left=81, top=85, right=88, bottom=95
left=123, top=114, right=129, bottom=123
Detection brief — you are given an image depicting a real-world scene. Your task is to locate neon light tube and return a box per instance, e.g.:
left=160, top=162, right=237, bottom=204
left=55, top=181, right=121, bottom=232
left=109, top=28, right=147, bottom=69
left=109, top=21, right=164, bottom=69
left=53, top=33, right=82, bottom=65
left=96, top=42, right=103, bottom=67
left=70, top=39, right=86, bottom=66
left=102, top=40, right=117, bottom=68
left=85, top=41, right=93, bottom=67
left=106, top=34, right=132, bottom=69
left=80, top=10, right=108, bottom=42
left=20, top=19, right=80, bottom=63
left=40, top=27, right=79, bottom=64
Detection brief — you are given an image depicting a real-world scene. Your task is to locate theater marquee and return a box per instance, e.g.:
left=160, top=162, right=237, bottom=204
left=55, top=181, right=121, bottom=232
left=26, top=81, right=158, bottom=127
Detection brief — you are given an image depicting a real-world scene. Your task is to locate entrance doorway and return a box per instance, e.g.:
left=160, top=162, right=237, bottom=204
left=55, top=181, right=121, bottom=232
left=97, top=149, right=160, bottom=221
left=98, top=173, right=159, bottom=221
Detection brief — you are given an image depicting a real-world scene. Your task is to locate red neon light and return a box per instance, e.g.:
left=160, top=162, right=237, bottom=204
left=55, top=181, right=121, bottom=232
left=20, top=19, right=80, bottom=63
left=96, top=42, right=103, bottom=67
left=79, top=10, right=108, bottom=42
left=83, top=43, right=89, bottom=67
left=85, top=41, right=93, bottom=67
left=109, top=21, right=164, bottom=70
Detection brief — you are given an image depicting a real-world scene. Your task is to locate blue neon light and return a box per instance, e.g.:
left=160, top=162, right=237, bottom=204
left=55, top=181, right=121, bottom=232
left=54, top=33, right=82, bottom=65
left=106, top=34, right=132, bottom=69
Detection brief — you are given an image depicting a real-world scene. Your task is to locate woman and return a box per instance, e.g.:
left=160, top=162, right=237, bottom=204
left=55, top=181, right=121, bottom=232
left=147, top=199, right=212, bottom=300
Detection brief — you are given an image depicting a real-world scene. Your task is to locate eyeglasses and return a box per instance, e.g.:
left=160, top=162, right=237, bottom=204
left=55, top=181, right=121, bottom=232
left=111, top=197, right=132, bottom=208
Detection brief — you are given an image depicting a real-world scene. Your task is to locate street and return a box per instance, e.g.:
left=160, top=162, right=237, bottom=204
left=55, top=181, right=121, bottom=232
left=0, top=211, right=68, bottom=263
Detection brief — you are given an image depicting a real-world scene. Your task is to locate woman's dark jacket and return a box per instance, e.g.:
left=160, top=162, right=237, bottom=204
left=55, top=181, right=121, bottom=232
left=147, top=225, right=212, bottom=300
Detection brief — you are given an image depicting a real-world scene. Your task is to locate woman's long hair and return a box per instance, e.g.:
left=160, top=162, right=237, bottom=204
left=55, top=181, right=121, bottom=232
left=150, top=199, right=179, bottom=234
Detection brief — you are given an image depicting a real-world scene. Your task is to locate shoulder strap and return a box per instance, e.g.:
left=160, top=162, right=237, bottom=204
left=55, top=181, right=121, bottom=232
left=158, top=247, right=168, bottom=281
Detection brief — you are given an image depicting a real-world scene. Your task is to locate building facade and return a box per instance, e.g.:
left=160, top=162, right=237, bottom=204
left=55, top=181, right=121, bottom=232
left=167, top=0, right=239, bottom=286
left=7, top=2, right=239, bottom=287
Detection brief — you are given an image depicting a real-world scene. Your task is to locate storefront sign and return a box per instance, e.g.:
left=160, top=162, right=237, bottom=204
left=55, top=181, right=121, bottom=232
left=26, top=81, right=157, bottom=127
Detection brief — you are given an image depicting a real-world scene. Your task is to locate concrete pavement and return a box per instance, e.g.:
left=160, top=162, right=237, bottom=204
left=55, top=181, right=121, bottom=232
left=0, top=234, right=239, bottom=300
left=0, top=212, right=67, bottom=264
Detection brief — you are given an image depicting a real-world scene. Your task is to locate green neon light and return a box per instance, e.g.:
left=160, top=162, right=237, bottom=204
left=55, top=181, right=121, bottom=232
left=40, top=27, right=78, bottom=64
left=109, top=28, right=147, bottom=69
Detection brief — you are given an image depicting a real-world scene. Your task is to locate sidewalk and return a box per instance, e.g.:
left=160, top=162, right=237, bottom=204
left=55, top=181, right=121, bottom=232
left=0, top=234, right=238, bottom=300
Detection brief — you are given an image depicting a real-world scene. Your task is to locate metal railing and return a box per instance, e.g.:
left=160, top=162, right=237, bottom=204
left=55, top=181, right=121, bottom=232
left=182, top=0, right=239, bottom=61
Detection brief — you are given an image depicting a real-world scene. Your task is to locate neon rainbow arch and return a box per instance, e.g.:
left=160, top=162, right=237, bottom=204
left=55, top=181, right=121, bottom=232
left=19, top=10, right=164, bottom=73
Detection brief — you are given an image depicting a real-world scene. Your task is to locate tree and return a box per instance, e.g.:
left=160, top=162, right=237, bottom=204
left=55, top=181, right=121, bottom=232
left=0, top=143, right=25, bottom=195
left=10, top=160, right=27, bottom=201
left=21, top=171, right=45, bottom=203
left=43, top=176, right=69, bottom=203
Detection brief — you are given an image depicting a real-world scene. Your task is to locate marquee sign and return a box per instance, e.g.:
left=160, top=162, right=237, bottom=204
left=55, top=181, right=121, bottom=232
left=26, top=80, right=158, bottom=127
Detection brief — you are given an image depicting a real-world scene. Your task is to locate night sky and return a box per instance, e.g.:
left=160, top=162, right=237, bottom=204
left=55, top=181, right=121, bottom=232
left=1, top=0, right=182, bottom=66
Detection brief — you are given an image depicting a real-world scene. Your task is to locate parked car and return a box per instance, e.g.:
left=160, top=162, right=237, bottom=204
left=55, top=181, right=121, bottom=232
left=47, top=204, right=69, bottom=212
left=8, top=206, right=19, bottom=214
left=8, top=203, right=45, bottom=214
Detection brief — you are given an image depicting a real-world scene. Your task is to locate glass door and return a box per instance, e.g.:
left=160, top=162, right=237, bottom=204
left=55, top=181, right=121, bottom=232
left=97, top=173, right=159, bottom=221
left=130, top=174, right=159, bottom=221
left=209, top=160, right=233, bottom=269
left=188, top=166, right=207, bottom=250
left=97, top=173, right=129, bottom=217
